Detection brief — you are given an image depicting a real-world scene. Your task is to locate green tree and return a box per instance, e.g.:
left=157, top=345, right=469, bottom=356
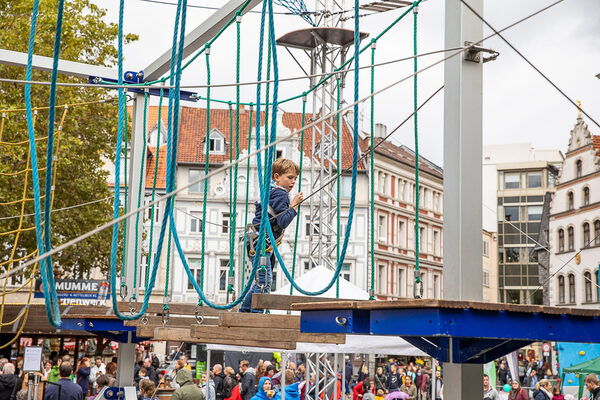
left=0, top=0, right=138, bottom=278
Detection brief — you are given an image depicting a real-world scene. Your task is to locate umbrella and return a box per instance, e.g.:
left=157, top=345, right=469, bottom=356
left=384, top=392, right=410, bottom=400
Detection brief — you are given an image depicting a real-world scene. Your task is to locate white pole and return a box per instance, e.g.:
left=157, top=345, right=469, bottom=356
left=305, top=353, right=311, bottom=400
left=207, top=349, right=212, bottom=400
left=333, top=354, right=338, bottom=400
left=282, top=352, right=287, bottom=400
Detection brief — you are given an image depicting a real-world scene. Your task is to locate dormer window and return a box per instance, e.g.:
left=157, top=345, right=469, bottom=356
left=204, top=129, right=226, bottom=155
left=576, top=160, right=582, bottom=178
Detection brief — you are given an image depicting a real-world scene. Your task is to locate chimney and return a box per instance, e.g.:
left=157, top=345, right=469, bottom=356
left=374, top=123, right=387, bottom=139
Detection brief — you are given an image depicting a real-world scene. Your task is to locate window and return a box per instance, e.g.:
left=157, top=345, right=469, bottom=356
left=397, top=220, right=406, bottom=247
left=275, top=149, right=284, bottom=159
left=527, top=172, right=542, bottom=188
left=583, top=223, right=590, bottom=247
left=596, top=270, right=600, bottom=303
left=378, top=215, right=387, bottom=241
left=187, top=259, right=203, bottom=290
left=576, top=160, right=582, bottom=178
left=567, top=191, right=574, bottom=210
left=377, top=264, right=386, bottom=294
left=558, top=276, right=565, bottom=304
left=303, top=261, right=312, bottom=272
left=584, top=272, right=593, bottom=303
left=504, top=173, right=520, bottom=189
left=568, top=227, right=574, bottom=251
left=222, top=213, right=230, bottom=235
left=204, top=129, right=226, bottom=154
left=505, top=248, right=520, bottom=263
left=504, top=206, right=520, bottom=221
left=433, top=275, right=439, bottom=299
left=568, top=274, right=576, bottom=303
left=419, top=227, right=426, bottom=252
left=527, top=206, right=543, bottom=221
left=340, top=176, right=352, bottom=199
left=189, top=169, right=208, bottom=193
left=583, top=187, right=590, bottom=206
left=305, top=215, right=319, bottom=237
left=219, top=259, right=230, bottom=292
left=433, top=231, right=440, bottom=256
left=272, top=265, right=278, bottom=291
left=190, top=212, right=203, bottom=233
left=558, top=229, right=564, bottom=252
left=341, top=262, right=352, bottom=282
left=483, top=270, right=490, bottom=287
left=595, top=221, right=600, bottom=247
left=483, top=239, right=489, bottom=257
left=397, top=268, right=405, bottom=297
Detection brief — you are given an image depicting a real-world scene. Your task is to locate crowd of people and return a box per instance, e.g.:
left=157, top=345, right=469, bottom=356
left=484, top=372, right=600, bottom=400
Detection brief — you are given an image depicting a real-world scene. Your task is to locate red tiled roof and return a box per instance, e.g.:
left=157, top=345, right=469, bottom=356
left=594, top=135, right=600, bottom=155
left=365, top=137, right=443, bottom=179
left=145, top=146, right=167, bottom=190
left=174, top=106, right=365, bottom=170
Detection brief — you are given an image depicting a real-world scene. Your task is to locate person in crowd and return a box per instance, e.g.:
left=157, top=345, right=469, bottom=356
left=551, top=385, right=564, bottom=400
left=104, top=362, right=117, bottom=386
left=88, top=375, right=110, bottom=400
left=362, top=380, right=375, bottom=400
left=144, top=357, right=159, bottom=386
left=387, top=364, right=401, bottom=393
left=90, top=356, right=105, bottom=394
left=353, top=379, right=375, bottom=400
left=251, top=377, right=276, bottom=400
left=345, top=360, right=353, bottom=395
left=172, top=369, right=204, bottom=400
left=434, top=370, right=442, bottom=400
left=138, top=368, right=150, bottom=386
left=508, top=380, right=529, bottom=400
left=214, top=364, right=226, bottom=400
left=406, top=367, right=416, bottom=384
left=180, top=355, right=192, bottom=372
left=585, top=374, right=600, bottom=400
left=226, top=381, right=242, bottom=400
left=295, top=364, right=305, bottom=383
left=152, top=354, right=160, bottom=370
left=44, top=362, right=83, bottom=400
left=16, top=389, right=28, bottom=400
left=399, top=375, right=417, bottom=400
left=240, top=360, right=257, bottom=400
left=532, top=379, right=552, bottom=400
left=256, top=361, right=267, bottom=388
left=76, top=357, right=91, bottom=396
left=44, top=360, right=53, bottom=379
left=139, top=378, right=159, bottom=400
left=266, top=365, right=277, bottom=380
left=374, top=367, right=387, bottom=394
left=484, top=374, right=499, bottom=400
left=525, top=370, right=539, bottom=390
left=418, top=367, right=430, bottom=400
left=498, top=361, right=510, bottom=386
left=275, top=370, right=300, bottom=400
left=222, top=367, right=237, bottom=399
left=201, top=372, right=216, bottom=400
left=0, top=362, right=21, bottom=400
left=358, top=364, right=369, bottom=383
left=375, top=389, right=385, bottom=400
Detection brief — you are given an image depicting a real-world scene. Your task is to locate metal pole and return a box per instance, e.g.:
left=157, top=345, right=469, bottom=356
left=341, top=353, right=346, bottom=398
left=315, top=353, right=320, bottom=400
left=333, top=354, right=338, bottom=400
left=442, top=0, right=483, bottom=398
left=305, top=353, right=311, bottom=400
left=27, top=373, right=34, bottom=400
left=207, top=349, right=212, bottom=400
left=33, top=374, right=41, bottom=400
left=431, top=358, right=435, bottom=400
left=282, top=352, right=287, bottom=400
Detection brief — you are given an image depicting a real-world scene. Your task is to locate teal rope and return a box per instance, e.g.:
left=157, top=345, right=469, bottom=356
left=369, top=41, right=376, bottom=299
left=290, top=95, right=307, bottom=295
left=241, top=105, right=254, bottom=292
left=200, top=46, right=212, bottom=301
left=335, top=78, right=341, bottom=299
left=25, top=0, right=63, bottom=327
left=413, top=3, right=421, bottom=288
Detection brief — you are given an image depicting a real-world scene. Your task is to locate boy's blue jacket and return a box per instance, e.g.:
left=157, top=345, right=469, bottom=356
left=253, top=185, right=297, bottom=239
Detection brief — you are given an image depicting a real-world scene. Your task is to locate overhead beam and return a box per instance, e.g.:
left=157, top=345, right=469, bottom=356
left=143, top=0, right=263, bottom=81
left=0, top=48, right=118, bottom=80
left=252, top=293, right=355, bottom=310
left=219, top=312, right=300, bottom=329
left=194, top=324, right=346, bottom=344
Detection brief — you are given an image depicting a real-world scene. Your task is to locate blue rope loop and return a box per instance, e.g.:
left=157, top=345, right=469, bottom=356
left=273, top=0, right=315, bottom=26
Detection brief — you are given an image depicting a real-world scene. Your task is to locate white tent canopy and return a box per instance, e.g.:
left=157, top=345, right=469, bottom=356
left=206, top=334, right=427, bottom=356
left=273, top=265, right=371, bottom=300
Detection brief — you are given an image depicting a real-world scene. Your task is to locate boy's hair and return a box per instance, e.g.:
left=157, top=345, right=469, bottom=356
left=376, top=389, right=384, bottom=396
left=272, top=158, right=299, bottom=177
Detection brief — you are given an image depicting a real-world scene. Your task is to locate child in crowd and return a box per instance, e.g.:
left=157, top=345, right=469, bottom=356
left=240, top=158, right=303, bottom=313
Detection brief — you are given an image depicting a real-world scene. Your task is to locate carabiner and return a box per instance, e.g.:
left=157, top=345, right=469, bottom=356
left=195, top=303, right=205, bottom=325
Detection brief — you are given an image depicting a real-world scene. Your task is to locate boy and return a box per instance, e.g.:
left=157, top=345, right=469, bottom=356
left=240, top=158, right=303, bottom=313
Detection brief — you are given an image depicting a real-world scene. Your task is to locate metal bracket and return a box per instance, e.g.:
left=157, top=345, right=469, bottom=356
left=464, top=41, right=499, bottom=63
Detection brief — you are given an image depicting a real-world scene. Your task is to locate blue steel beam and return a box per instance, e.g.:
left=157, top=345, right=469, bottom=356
left=59, top=318, right=137, bottom=332
left=301, top=309, right=370, bottom=334
left=401, top=336, right=449, bottom=362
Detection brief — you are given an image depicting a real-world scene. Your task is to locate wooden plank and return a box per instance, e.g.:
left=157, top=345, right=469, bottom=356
left=290, top=300, right=359, bottom=311
left=116, top=302, right=228, bottom=316
left=252, top=293, right=355, bottom=310
left=148, top=327, right=297, bottom=350
left=123, top=316, right=218, bottom=328
left=219, top=312, right=300, bottom=329
left=194, top=324, right=345, bottom=344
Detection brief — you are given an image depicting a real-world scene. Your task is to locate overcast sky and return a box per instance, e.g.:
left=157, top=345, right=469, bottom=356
left=96, top=0, right=600, bottom=165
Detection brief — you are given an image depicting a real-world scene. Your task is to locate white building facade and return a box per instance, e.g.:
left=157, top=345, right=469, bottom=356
left=548, top=115, right=600, bottom=308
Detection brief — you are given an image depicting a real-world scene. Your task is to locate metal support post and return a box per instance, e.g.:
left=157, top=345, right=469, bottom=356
left=431, top=358, right=436, bottom=400
left=341, top=353, right=346, bottom=398
left=305, top=353, right=311, bottom=400
left=27, top=373, right=34, bottom=400
left=117, top=332, right=136, bottom=387
left=443, top=0, right=484, bottom=398
left=315, top=353, right=320, bottom=400
left=282, top=352, right=287, bottom=400
left=206, top=349, right=212, bottom=400
left=33, top=374, right=41, bottom=400
left=333, top=354, right=338, bottom=400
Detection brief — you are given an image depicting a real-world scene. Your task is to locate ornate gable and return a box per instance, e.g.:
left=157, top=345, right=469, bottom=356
left=567, top=116, right=593, bottom=152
